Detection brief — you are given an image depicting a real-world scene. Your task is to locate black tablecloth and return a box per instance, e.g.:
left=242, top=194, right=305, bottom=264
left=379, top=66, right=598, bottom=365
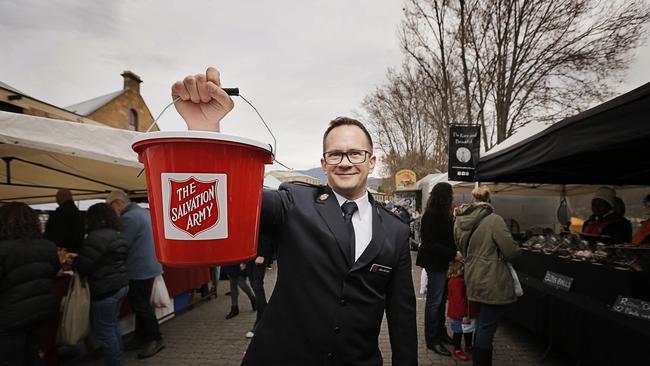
left=505, top=252, right=650, bottom=365
left=513, top=250, right=650, bottom=305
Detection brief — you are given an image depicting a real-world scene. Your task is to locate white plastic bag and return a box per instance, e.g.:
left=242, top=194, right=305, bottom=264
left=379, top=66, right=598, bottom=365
left=507, top=263, right=524, bottom=297
left=150, top=275, right=171, bottom=308
left=58, top=272, right=91, bottom=345
left=419, top=268, right=428, bottom=295
left=462, top=319, right=476, bottom=333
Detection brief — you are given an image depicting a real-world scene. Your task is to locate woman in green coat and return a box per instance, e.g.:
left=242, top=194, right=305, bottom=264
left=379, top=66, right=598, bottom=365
left=454, top=186, right=520, bottom=366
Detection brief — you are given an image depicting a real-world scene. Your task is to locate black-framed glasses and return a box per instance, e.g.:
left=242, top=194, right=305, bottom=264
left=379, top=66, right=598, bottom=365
left=323, top=149, right=372, bottom=165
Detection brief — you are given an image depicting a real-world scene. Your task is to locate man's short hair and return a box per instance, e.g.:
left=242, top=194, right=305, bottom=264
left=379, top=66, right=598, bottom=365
left=106, top=189, right=131, bottom=204
left=322, top=117, right=373, bottom=152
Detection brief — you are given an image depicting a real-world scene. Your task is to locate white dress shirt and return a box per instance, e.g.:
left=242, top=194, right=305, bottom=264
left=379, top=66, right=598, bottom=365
left=333, top=190, right=373, bottom=262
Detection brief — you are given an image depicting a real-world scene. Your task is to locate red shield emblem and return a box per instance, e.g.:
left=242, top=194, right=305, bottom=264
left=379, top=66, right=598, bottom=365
left=168, top=177, right=219, bottom=237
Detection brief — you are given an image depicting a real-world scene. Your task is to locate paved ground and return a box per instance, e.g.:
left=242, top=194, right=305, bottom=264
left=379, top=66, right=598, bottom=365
left=75, top=253, right=574, bottom=365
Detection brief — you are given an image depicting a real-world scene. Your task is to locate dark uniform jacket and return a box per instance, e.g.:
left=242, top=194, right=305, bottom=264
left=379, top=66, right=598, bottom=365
left=0, top=238, right=60, bottom=331
left=73, top=228, right=129, bottom=301
left=241, top=183, right=417, bottom=366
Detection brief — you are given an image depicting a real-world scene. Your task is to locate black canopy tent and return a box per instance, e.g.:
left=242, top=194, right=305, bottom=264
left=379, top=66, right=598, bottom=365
left=474, top=82, right=650, bottom=185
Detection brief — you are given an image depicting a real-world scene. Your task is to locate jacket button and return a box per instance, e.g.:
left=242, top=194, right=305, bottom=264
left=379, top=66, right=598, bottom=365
left=334, top=326, right=341, bottom=333
left=339, top=299, right=346, bottom=306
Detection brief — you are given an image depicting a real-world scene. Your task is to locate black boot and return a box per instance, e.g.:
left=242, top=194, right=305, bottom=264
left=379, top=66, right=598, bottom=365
left=225, top=306, right=239, bottom=319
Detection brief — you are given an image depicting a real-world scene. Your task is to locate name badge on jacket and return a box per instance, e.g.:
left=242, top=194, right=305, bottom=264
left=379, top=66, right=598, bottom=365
left=370, top=263, right=392, bottom=274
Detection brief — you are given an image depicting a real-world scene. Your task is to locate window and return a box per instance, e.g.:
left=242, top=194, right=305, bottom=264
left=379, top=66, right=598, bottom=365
left=129, top=109, right=138, bottom=131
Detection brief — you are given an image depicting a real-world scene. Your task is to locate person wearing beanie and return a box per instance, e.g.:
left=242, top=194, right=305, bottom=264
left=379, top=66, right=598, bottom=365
left=582, top=187, right=632, bottom=243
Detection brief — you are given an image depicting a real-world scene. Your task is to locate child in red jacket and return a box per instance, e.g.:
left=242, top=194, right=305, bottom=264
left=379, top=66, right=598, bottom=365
left=447, top=260, right=476, bottom=361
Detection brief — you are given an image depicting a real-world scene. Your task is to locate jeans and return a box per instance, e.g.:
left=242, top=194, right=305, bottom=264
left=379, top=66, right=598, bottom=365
left=128, top=279, right=162, bottom=342
left=0, top=327, right=41, bottom=366
left=249, top=262, right=268, bottom=331
left=91, top=286, right=128, bottom=366
left=424, top=270, right=448, bottom=347
left=473, top=302, right=507, bottom=349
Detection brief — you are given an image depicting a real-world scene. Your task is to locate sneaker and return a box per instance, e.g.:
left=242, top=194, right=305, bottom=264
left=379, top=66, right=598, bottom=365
left=245, top=331, right=254, bottom=339
left=137, top=339, right=165, bottom=359
left=452, top=349, right=470, bottom=361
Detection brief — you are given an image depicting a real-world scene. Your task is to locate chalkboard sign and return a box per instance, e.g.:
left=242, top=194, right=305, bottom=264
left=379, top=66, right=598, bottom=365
left=543, top=271, right=573, bottom=291
left=612, top=296, right=650, bottom=321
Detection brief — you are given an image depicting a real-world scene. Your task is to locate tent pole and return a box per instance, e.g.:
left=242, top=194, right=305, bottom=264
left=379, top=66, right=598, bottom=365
left=2, top=157, right=13, bottom=184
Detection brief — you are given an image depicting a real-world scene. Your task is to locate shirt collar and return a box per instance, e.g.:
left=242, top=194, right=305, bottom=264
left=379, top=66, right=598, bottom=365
left=332, top=190, right=370, bottom=217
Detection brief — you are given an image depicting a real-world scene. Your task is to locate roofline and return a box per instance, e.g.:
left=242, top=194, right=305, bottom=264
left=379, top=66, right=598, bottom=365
left=0, top=84, right=90, bottom=120
left=480, top=81, right=650, bottom=162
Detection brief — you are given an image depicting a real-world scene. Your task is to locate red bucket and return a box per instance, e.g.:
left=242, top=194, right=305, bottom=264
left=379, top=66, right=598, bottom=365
left=132, top=131, right=273, bottom=267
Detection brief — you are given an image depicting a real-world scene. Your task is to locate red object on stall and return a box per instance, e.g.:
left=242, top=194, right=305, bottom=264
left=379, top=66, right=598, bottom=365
left=132, top=131, right=273, bottom=267
left=162, top=265, right=211, bottom=298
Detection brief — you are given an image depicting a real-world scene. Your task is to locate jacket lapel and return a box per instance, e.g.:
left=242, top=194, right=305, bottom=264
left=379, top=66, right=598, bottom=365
left=314, top=186, right=353, bottom=268
left=350, top=198, right=386, bottom=273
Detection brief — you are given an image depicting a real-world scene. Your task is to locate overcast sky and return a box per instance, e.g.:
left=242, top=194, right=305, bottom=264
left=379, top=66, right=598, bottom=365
left=2, top=0, right=649, bottom=176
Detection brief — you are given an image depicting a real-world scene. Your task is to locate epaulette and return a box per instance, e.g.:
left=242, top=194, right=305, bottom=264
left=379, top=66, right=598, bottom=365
left=286, top=181, right=323, bottom=188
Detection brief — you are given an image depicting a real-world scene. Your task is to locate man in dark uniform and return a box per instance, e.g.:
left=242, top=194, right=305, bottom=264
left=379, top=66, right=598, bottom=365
left=172, top=67, right=417, bottom=366
left=44, top=189, right=85, bottom=253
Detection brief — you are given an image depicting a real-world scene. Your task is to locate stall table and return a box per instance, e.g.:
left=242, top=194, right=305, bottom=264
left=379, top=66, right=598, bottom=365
left=505, top=251, right=650, bottom=365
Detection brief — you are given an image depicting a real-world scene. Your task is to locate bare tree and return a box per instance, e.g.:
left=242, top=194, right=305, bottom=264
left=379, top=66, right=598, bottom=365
left=367, top=0, right=650, bottom=173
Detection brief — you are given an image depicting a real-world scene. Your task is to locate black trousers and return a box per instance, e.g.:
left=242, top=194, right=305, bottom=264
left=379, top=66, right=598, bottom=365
left=128, top=279, right=162, bottom=342
left=0, top=327, right=40, bottom=366
left=249, top=262, right=268, bottom=330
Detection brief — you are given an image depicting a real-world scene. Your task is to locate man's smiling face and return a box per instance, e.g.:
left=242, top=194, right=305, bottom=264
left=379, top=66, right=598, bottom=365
left=321, top=124, right=376, bottom=200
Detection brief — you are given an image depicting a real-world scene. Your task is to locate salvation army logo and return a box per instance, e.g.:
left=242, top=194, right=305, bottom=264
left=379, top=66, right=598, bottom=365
left=161, top=173, right=229, bottom=240
left=169, top=177, right=219, bottom=236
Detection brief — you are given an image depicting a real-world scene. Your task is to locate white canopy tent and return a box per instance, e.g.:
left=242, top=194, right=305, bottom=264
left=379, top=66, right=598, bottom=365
left=0, top=111, right=278, bottom=205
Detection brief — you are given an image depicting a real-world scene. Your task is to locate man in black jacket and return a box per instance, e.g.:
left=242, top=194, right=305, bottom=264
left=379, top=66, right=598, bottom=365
left=44, top=189, right=85, bottom=253
left=172, top=67, right=417, bottom=366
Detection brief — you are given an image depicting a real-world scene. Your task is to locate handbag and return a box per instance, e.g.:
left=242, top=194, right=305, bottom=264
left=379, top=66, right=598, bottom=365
left=58, top=272, right=91, bottom=345
left=507, top=263, right=524, bottom=297
left=150, top=274, right=171, bottom=308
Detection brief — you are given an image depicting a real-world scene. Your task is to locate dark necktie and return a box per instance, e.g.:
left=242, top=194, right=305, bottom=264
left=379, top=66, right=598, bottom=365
left=341, top=201, right=358, bottom=263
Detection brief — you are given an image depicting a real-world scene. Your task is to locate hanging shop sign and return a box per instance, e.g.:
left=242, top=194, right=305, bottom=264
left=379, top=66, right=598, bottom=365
left=448, top=124, right=481, bottom=181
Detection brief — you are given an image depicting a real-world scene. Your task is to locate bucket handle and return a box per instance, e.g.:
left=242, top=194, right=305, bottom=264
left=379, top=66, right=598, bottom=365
left=144, top=88, right=277, bottom=158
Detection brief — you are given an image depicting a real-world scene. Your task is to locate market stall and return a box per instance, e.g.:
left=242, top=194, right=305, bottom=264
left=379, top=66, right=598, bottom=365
left=469, top=82, right=650, bottom=364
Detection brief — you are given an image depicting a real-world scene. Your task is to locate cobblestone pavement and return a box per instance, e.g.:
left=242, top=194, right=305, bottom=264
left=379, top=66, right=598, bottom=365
left=76, top=253, right=573, bottom=365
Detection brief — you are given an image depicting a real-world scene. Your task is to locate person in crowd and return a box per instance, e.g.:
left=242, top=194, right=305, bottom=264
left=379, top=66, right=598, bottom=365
left=447, top=259, right=476, bottom=362
left=398, top=200, right=413, bottom=224
left=222, top=262, right=256, bottom=320
left=416, top=182, right=460, bottom=356
left=245, top=233, right=275, bottom=338
left=43, top=188, right=85, bottom=253
left=172, top=67, right=417, bottom=365
left=71, top=203, right=129, bottom=366
left=106, top=190, right=165, bottom=359
left=454, top=186, right=520, bottom=366
left=582, top=187, right=632, bottom=243
left=632, top=194, right=650, bottom=244
left=0, top=202, right=60, bottom=366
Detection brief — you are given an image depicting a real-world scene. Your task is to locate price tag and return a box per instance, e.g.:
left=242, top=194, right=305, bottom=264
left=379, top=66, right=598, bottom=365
left=612, top=296, right=650, bottom=321
left=543, top=271, right=573, bottom=291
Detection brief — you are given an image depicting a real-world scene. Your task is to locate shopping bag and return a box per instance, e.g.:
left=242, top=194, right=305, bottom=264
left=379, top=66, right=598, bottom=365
left=419, top=268, right=428, bottom=295
left=507, top=263, right=524, bottom=297
left=58, top=272, right=91, bottom=345
left=462, top=318, right=476, bottom=333
left=150, top=275, right=171, bottom=308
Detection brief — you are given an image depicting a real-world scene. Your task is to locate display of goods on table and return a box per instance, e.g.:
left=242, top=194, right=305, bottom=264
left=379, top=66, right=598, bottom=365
left=519, top=233, right=649, bottom=272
